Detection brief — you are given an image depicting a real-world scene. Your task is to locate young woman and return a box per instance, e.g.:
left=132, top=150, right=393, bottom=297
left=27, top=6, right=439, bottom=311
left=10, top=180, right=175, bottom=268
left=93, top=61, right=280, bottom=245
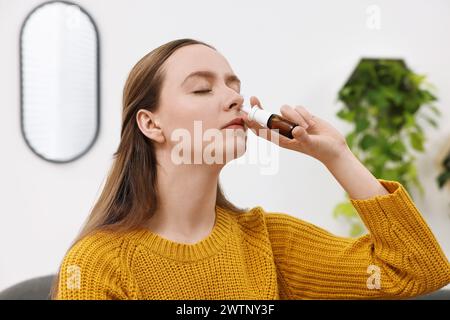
left=53, top=38, right=450, bottom=299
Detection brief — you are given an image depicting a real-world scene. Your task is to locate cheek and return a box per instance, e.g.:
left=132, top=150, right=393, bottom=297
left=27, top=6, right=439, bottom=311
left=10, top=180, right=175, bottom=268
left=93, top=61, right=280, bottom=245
left=162, top=113, right=220, bottom=150
left=165, top=101, right=219, bottom=136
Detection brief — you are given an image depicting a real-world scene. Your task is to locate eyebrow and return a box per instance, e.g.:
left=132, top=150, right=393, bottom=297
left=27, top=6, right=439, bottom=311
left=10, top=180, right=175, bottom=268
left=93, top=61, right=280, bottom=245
left=181, top=70, right=241, bottom=88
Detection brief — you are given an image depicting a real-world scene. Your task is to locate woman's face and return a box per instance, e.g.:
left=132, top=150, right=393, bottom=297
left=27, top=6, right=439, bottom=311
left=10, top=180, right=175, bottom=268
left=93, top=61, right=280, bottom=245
left=151, top=44, right=247, bottom=166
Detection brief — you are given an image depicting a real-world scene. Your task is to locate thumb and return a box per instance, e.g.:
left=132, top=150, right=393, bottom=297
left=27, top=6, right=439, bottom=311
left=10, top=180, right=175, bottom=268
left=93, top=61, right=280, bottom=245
left=250, top=96, right=263, bottom=109
left=291, top=125, right=312, bottom=145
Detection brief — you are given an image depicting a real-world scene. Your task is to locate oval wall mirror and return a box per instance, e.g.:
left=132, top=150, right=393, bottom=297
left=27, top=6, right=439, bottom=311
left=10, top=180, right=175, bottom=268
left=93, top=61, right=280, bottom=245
left=20, top=1, right=100, bottom=163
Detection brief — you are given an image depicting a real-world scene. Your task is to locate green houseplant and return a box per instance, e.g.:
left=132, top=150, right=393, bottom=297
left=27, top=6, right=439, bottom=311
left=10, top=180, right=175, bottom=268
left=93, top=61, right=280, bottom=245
left=333, top=58, right=441, bottom=237
left=437, top=151, right=450, bottom=189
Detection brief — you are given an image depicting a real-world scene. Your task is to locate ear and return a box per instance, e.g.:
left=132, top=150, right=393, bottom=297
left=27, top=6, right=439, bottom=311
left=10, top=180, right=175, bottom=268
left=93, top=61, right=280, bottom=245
left=136, top=109, right=166, bottom=144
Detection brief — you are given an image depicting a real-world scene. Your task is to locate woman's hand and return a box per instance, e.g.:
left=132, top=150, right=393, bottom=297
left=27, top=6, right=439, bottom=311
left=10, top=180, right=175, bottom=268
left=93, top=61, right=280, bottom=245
left=242, top=96, right=350, bottom=165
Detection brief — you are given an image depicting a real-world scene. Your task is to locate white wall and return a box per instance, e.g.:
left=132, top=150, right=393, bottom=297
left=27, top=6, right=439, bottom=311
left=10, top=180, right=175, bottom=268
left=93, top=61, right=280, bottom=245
left=1, top=0, right=449, bottom=291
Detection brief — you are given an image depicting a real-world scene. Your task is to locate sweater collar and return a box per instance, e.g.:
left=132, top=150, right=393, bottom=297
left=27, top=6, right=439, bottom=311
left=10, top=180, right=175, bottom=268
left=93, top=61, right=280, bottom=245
left=131, top=205, right=234, bottom=262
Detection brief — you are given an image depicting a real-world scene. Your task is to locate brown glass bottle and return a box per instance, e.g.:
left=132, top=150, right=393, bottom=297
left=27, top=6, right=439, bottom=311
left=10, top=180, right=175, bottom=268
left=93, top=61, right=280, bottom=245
left=244, top=105, right=299, bottom=139
left=267, top=114, right=298, bottom=139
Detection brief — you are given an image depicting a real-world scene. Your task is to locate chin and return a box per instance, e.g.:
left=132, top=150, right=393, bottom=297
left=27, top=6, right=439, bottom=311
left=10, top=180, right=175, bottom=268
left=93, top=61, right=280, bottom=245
left=200, top=129, right=247, bottom=165
left=223, top=132, right=247, bottom=162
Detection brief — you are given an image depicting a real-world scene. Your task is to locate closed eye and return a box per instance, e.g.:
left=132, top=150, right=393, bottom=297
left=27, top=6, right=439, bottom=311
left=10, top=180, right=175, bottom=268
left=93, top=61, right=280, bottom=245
left=193, top=90, right=212, bottom=94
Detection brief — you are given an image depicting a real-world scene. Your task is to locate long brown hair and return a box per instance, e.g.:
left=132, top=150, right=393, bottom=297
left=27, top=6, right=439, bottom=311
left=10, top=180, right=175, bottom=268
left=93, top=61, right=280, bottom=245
left=50, top=38, right=247, bottom=299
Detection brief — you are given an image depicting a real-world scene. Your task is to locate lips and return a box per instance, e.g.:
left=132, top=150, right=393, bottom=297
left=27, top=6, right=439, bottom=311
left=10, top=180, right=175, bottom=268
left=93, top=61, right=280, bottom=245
left=222, top=117, right=245, bottom=129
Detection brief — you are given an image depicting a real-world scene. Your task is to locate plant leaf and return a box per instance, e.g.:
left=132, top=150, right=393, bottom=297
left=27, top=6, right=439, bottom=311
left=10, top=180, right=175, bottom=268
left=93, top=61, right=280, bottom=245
left=356, top=118, right=370, bottom=132
left=437, top=171, right=450, bottom=189
left=346, top=132, right=357, bottom=149
left=409, top=131, right=425, bottom=152
left=350, top=223, right=365, bottom=237
left=333, top=201, right=358, bottom=219
left=427, top=104, right=442, bottom=116
left=359, top=134, right=377, bottom=151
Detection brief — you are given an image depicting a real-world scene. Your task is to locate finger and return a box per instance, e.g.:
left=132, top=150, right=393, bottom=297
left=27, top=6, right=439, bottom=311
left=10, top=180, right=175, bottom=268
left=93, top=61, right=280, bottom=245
left=246, top=97, right=291, bottom=145
left=279, top=105, right=309, bottom=129
left=291, top=125, right=312, bottom=145
left=250, top=96, right=262, bottom=109
left=294, top=106, right=315, bottom=126
left=247, top=118, right=291, bottom=145
left=248, top=122, right=275, bottom=142
left=254, top=126, right=293, bottom=146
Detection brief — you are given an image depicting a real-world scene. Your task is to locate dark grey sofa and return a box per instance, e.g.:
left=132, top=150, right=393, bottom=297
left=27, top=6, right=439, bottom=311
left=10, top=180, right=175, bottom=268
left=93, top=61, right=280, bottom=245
left=0, top=275, right=54, bottom=300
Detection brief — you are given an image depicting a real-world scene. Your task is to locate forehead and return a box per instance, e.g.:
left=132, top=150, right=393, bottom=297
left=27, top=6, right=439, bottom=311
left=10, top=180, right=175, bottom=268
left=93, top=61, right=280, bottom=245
left=162, top=44, right=234, bottom=81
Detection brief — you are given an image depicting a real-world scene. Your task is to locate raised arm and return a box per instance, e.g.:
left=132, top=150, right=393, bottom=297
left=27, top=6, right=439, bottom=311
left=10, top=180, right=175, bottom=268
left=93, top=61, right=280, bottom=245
left=265, top=178, right=450, bottom=299
left=245, top=98, right=450, bottom=299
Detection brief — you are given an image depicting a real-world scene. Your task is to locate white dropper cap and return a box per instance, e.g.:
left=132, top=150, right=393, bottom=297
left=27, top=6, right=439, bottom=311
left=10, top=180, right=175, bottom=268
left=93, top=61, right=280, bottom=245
left=241, top=103, right=252, bottom=114
left=241, top=104, right=272, bottom=128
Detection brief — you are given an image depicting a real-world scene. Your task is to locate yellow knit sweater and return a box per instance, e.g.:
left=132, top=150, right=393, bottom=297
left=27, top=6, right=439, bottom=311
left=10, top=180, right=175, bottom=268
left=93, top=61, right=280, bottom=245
left=56, top=179, right=450, bottom=300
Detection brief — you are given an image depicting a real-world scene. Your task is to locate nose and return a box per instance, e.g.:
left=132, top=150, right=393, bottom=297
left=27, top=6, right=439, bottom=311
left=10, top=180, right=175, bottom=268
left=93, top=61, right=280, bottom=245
left=225, top=91, right=244, bottom=112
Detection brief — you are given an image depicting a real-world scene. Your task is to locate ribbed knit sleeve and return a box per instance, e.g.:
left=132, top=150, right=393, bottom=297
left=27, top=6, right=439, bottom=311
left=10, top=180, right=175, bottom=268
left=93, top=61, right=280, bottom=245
left=56, top=232, right=130, bottom=300
left=264, top=179, right=450, bottom=299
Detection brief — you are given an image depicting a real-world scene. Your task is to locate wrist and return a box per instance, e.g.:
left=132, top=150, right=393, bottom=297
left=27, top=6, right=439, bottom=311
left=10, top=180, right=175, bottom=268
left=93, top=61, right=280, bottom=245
left=322, top=145, right=389, bottom=199
left=320, top=143, right=354, bottom=168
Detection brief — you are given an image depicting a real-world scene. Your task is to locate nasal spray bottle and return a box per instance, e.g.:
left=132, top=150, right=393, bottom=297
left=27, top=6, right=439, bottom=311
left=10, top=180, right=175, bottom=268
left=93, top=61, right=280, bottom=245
left=241, top=103, right=299, bottom=139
